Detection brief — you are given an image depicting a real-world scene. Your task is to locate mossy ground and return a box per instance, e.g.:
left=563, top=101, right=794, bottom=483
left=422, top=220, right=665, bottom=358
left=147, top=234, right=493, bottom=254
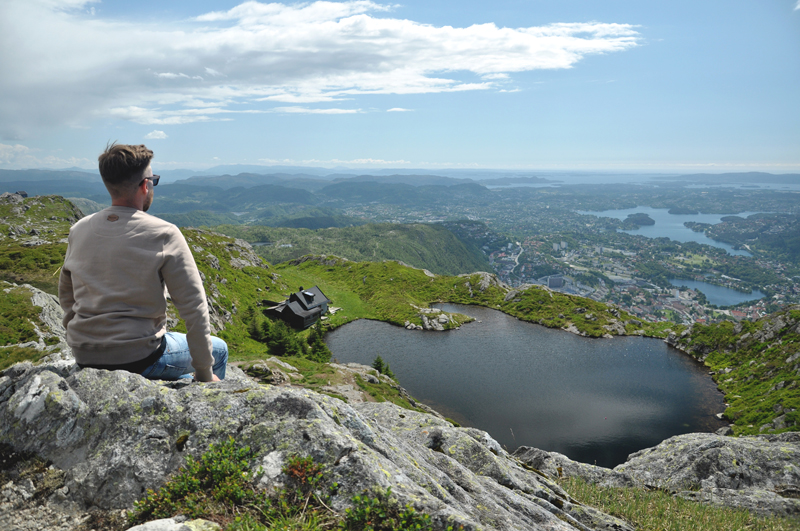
left=272, top=256, right=666, bottom=338
left=0, top=195, right=78, bottom=294
left=241, top=356, right=429, bottom=413
left=678, top=308, right=800, bottom=435
left=559, top=476, right=799, bottom=531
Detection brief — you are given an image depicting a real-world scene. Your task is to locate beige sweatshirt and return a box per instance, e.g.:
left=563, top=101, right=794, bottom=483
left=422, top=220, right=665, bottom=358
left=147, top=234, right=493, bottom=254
left=59, top=206, right=214, bottom=381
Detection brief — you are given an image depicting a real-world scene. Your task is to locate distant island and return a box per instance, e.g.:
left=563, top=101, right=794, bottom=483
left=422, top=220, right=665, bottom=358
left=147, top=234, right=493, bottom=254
left=626, top=212, right=656, bottom=226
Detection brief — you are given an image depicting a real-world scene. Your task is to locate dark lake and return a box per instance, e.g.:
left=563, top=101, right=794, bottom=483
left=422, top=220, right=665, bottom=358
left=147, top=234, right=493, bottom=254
left=325, top=303, right=727, bottom=468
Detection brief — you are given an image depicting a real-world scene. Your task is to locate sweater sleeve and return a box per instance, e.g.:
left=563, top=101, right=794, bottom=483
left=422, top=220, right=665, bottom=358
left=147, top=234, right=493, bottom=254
left=58, top=239, right=76, bottom=329
left=161, top=228, right=215, bottom=381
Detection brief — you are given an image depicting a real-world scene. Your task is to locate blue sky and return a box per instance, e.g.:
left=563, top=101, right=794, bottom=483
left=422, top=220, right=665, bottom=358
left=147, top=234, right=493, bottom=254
left=1, top=0, right=798, bottom=172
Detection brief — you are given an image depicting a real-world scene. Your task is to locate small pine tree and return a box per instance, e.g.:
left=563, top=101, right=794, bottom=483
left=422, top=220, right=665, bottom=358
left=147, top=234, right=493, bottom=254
left=372, top=355, right=395, bottom=379
left=306, top=322, right=332, bottom=363
left=266, top=320, right=306, bottom=357
left=257, top=317, right=273, bottom=343
left=246, top=307, right=263, bottom=341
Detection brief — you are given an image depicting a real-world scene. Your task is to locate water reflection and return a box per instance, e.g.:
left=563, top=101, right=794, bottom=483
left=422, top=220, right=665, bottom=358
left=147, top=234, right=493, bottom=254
left=326, top=304, right=727, bottom=468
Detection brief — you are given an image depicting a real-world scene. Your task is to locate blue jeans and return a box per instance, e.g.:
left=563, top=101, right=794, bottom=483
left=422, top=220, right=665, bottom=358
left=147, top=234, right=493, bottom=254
left=140, top=332, right=228, bottom=381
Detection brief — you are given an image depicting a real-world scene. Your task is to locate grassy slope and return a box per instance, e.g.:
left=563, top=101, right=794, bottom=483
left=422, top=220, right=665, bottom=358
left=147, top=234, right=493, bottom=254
left=0, top=195, right=81, bottom=294
left=0, top=195, right=81, bottom=370
left=270, top=255, right=671, bottom=338
left=676, top=308, right=800, bottom=435
left=214, top=223, right=493, bottom=276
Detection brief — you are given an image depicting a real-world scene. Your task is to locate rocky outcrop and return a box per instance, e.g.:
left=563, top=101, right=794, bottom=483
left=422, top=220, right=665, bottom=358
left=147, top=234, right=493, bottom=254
left=0, top=356, right=634, bottom=531
left=406, top=305, right=469, bottom=331
left=515, top=432, right=800, bottom=517
left=1, top=282, right=70, bottom=356
left=459, top=272, right=508, bottom=298
left=0, top=195, right=82, bottom=246
left=394, top=260, right=437, bottom=278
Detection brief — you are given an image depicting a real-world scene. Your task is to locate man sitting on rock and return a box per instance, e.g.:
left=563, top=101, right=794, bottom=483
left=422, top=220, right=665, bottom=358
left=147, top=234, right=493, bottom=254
left=58, top=143, right=227, bottom=382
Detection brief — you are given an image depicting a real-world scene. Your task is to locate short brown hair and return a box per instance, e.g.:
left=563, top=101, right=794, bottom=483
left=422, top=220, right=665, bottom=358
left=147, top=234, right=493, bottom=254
left=98, top=142, right=153, bottom=196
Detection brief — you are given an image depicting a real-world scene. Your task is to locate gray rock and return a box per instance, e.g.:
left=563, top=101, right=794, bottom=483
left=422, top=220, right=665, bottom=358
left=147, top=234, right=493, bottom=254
left=615, top=432, right=799, bottom=501
left=0, top=361, right=632, bottom=530
left=459, top=272, right=508, bottom=292
left=602, top=320, right=626, bottom=336
left=126, top=518, right=221, bottom=531
left=518, top=432, right=800, bottom=517
left=513, top=447, right=634, bottom=489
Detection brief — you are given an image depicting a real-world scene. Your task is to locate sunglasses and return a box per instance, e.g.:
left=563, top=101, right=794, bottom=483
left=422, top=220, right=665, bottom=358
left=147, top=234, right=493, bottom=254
left=139, top=174, right=160, bottom=187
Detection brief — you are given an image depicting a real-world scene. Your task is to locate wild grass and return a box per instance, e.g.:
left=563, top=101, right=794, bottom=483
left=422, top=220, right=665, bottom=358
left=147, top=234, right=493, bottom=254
left=559, top=477, right=800, bottom=531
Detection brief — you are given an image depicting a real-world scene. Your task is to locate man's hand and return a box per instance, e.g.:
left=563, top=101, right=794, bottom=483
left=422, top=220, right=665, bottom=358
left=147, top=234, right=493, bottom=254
left=193, top=373, right=222, bottom=382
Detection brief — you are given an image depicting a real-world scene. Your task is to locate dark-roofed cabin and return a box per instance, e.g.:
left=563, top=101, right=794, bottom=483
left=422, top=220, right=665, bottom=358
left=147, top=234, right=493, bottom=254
left=15, top=191, right=28, bottom=198
left=264, top=285, right=330, bottom=329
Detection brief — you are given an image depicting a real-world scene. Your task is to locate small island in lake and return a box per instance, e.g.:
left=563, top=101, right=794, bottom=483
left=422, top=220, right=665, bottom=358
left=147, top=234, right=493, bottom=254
left=625, top=212, right=656, bottom=226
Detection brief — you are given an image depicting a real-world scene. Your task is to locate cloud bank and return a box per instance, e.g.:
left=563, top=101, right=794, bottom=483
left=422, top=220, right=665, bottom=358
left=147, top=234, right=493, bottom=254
left=0, top=0, right=640, bottom=138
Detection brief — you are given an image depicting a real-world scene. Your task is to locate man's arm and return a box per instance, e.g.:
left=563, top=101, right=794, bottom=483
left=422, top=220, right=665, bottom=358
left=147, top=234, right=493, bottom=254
left=161, top=227, right=215, bottom=382
left=58, top=245, right=76, bottom=329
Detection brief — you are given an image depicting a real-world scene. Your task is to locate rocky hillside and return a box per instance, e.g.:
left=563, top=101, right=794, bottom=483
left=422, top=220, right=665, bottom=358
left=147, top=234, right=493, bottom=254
left=3, top=351, right=798, bottom=530
left=667, top=308, right=800, bottom=435
left=0, top=192, right=82, bottom=293
left=514, top=431, right=800, bottom=518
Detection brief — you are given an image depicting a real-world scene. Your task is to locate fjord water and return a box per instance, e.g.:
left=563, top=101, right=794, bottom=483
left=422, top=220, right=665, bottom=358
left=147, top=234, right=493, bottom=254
left=326, top=304, right=726, bottom=468
left=578, top=206, right=761, bottom=256
left=668, top=279, right=765, bottom=307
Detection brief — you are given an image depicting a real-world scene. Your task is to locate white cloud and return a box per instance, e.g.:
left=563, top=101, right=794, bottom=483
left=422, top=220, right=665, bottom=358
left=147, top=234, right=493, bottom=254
left=156, top=72, right=203, bottom=81
left=204, top=67, right=226, bottom=77
left=0, top=142, right=93, bottom=169
left=0, top=1, right=640, bottom=135
left=796, top=0, right=800, bottom=10
left=0, top=143, right=33, bottom=164
left=145, top=130, right=168, bottom=139
left=387, top=107, right=412, bottom=112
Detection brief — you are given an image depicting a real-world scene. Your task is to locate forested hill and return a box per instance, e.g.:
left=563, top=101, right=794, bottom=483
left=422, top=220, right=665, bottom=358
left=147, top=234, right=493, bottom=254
left=215, top=222, right=493, bottom=276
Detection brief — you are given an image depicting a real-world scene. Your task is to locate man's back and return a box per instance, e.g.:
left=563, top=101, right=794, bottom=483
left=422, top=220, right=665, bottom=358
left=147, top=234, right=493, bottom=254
left=59, top=206, right=213, bottom=372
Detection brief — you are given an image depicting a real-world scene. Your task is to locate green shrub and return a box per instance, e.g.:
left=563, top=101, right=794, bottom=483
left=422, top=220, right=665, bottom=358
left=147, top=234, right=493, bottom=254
left=307, top=323, right=332, bottom=363
left=371, top=355, right=394, bottom=379
left=339, top=487, right=461, bottom=531
left=128, top=437, right=266, bottom=525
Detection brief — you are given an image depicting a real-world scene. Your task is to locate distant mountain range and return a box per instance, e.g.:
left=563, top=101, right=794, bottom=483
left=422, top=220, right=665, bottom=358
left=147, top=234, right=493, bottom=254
left=656, top=172, right=800, bottom=184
